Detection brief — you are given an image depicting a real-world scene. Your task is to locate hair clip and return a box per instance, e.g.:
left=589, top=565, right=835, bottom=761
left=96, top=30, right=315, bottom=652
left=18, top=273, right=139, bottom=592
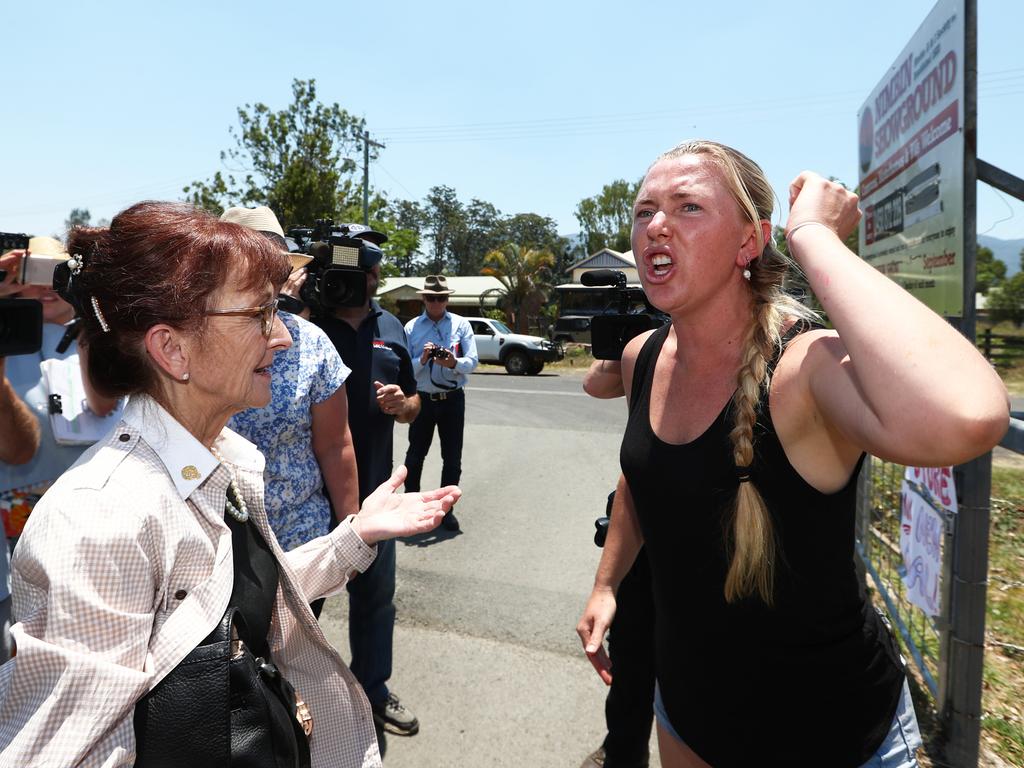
left=91, top=296, right=111, bottom=333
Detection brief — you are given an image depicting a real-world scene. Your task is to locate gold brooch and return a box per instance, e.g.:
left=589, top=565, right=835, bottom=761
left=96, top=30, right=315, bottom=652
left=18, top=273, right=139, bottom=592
left=181, top=465, right=201, bottom=481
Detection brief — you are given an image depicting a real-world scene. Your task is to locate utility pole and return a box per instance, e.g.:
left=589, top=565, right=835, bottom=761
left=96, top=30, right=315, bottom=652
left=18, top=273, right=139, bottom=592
left=361, top=129, right=385, bottom=226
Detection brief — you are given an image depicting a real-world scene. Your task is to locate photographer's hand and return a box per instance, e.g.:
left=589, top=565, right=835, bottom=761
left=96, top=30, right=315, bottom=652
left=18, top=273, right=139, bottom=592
left=419, top=343, right=436, bottom=366
left=0, top=250, right=25, bottom=297
left=281, top=268, right=307, bottom=300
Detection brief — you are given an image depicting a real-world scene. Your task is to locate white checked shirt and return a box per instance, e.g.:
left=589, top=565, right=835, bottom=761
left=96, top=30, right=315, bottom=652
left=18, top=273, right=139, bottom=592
left=0, top=396, right=382, bottom=768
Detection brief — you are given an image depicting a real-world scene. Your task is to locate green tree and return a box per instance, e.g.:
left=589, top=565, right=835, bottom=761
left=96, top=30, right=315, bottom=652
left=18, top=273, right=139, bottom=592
left=423, top=185, right=464, bottom=274
left=183, top=79, right=368, bottom=225
left=63, top=208, right=91, bottom=231
left=480, top=244, right=555, bottom=333
left=986, top=271, right=1024, bottom=327
left=975, top=246, right=1006, bottom=295
left=574, top=179, right=640, bottom=257
left=454, top=199, right=504, bottom=276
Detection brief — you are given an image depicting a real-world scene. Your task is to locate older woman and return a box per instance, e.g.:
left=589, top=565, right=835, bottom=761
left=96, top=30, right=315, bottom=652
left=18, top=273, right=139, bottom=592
left=0, top=202, right=459, bottom=768
left=577, top=141, right=1008, bottom=768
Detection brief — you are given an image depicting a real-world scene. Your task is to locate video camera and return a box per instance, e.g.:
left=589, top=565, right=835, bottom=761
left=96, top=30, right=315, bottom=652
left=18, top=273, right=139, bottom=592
left=0, top=233, right=44, bottom=357
left=286, top=220, right=386, bottom=311
left=580, top=269, right=668, bottom=360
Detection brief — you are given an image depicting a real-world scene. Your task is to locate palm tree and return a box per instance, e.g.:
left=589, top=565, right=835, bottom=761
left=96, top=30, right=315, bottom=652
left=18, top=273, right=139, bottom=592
left=480, top=244, right=555, bottom=333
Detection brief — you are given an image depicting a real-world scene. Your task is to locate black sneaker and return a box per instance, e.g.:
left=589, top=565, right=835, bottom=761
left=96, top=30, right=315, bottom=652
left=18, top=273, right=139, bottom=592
left=372, top=692, right=419, bottom=736
left=441, top=510, right=460, bottom=531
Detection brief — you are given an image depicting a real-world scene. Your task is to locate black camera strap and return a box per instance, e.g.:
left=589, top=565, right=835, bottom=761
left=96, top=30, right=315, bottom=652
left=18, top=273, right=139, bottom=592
left=428, top=356, right=459, bottom=391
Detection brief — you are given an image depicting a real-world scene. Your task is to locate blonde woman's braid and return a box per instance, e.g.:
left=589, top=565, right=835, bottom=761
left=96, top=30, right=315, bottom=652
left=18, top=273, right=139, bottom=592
left=724, top=295, right=783, bottom=604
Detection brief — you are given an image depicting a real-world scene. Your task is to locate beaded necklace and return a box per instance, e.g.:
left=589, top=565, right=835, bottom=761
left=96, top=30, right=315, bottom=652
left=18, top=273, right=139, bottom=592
left=209, top=446, right=249, bottom=523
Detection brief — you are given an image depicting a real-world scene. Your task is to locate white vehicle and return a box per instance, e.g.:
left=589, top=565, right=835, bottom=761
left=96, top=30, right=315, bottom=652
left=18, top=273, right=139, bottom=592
left=466, top=317, right=564, bottom=375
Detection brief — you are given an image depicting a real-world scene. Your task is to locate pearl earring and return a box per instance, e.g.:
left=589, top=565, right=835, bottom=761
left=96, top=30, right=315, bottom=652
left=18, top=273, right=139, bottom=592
left=742, top=267, right=751, bottom=280
left=182, top=372, right=190, bottom=381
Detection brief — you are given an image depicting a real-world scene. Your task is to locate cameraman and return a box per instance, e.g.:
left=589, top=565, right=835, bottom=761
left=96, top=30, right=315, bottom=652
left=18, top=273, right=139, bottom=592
left=0, top=237, right=118, bottom=662
left=306, top=229, right=424, bottom=738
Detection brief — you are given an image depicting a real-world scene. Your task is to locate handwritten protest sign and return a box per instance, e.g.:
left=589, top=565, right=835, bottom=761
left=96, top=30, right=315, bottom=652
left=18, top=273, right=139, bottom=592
left=899, top=466, right=957, bottom=617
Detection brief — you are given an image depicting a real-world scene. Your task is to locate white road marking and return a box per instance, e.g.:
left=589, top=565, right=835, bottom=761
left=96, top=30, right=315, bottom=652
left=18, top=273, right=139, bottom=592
left=470, top=387, right=589, bottom=397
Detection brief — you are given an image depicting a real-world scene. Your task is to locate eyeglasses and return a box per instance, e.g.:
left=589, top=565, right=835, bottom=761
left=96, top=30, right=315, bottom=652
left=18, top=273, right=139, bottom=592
left=205, top=299, right=279, bottom=338
left=424, top=295, right=448, bottom=303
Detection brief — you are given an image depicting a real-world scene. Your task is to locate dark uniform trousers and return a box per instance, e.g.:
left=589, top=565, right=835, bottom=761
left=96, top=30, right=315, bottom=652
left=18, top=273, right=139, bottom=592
left=403, top=388, right=465, bottom=492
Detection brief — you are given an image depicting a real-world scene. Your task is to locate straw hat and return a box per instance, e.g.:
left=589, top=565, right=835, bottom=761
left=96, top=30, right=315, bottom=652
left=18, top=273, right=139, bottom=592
left=27, top=236, right=69, bottom=259
left=220, top=206, right=313, bottom=271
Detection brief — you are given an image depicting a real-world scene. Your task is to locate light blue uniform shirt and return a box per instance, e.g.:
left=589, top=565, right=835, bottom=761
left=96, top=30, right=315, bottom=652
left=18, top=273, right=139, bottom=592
left=405, top=311, right=478, bottom=394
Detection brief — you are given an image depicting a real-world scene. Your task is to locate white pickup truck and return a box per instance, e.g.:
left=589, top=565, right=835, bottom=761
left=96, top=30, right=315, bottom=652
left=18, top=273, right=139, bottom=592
left=465, top=317, right=564, bottom=375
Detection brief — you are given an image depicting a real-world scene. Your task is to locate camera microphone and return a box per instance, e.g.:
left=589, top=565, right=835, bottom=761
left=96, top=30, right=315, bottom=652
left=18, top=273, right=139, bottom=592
left=580, top=269, right=622, bottom=287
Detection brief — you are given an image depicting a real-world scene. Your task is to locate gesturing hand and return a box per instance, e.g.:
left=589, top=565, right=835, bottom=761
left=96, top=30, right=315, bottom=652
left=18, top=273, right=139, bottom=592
left=374, top=380, right=406, bottom=416
left=350, top=465, right=461, bottom=545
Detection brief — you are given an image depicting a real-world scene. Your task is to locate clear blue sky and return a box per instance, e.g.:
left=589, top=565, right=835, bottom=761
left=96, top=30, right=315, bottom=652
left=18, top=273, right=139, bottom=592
left=2, top=0, right=1022, bottom=246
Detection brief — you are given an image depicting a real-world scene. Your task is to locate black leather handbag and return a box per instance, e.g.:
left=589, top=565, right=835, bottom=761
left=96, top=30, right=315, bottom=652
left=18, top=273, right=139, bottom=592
left=134, top=607, right=311, bottom=768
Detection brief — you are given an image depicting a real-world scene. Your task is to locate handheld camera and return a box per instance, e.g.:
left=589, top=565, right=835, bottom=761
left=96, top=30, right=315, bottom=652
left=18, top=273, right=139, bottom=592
left=0, top=233, right=44, bottom=356
left=581, top=269, right=668, bottom=360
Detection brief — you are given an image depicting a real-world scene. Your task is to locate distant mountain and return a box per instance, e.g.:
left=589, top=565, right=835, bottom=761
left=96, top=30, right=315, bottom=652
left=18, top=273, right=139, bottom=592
left=979, top=235, right=1024, bottom=277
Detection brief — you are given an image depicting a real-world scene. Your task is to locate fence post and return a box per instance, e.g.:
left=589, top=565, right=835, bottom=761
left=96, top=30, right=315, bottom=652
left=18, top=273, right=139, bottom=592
left=943, top=453, right=992, bottom=767
left=942, top=3, right=988, bottom=764
left=982, top=327, right=991, bottom=361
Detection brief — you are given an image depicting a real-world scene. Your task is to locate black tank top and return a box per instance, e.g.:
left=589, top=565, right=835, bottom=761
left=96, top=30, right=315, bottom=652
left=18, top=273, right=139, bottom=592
left=620, top=324, right=904, bottom=768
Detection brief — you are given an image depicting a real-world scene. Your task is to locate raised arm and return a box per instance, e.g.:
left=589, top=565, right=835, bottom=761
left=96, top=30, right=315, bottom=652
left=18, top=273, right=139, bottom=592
left=784, top=172, right=1008, bottom=466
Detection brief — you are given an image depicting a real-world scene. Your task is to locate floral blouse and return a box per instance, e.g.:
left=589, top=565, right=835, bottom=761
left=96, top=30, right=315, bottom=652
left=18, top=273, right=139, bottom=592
left=230, top=311, right=350, bottom=551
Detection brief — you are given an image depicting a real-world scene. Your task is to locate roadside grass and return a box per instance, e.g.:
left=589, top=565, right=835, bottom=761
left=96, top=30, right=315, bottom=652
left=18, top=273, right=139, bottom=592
left=980, top=468, right=1024, bottom=766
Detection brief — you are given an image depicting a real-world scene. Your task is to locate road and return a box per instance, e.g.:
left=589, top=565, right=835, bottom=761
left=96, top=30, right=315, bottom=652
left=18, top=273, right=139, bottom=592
left=319, top=367, right=662, bottom=767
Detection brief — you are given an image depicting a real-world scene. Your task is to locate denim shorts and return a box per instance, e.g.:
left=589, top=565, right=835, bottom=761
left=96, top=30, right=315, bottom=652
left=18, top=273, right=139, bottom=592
left=653, top=679, right=922, bottom=767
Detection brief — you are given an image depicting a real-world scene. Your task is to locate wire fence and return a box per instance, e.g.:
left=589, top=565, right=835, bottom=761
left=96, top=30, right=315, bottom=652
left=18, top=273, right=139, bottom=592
left=856, top=458, right=944, bottom=698
left=855, top=421, right=1023, bottom=767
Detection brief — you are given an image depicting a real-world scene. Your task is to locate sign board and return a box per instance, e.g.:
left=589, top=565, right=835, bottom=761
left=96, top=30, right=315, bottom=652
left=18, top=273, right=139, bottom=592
left=899, top=466, right=957, bottom=617
left=858, top=0, right=965, bottom=316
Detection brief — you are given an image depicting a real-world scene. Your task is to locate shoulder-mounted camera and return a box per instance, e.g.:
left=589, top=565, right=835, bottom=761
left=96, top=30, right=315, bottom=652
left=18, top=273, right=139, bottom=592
left=286, top=220, right=387, bottom=311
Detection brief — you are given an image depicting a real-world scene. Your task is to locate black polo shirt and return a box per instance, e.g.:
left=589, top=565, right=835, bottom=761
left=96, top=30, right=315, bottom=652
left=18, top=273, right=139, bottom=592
left=314, top=301, right=417, bottom=502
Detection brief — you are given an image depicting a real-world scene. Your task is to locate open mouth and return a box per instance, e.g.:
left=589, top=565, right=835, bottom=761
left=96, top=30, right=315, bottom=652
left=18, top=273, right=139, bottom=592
left=651, top=255, right=674, bottom=276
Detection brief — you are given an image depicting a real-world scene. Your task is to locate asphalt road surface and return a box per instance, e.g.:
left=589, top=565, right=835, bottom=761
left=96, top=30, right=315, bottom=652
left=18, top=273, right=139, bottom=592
left=319, top=367, right=663, bottom=767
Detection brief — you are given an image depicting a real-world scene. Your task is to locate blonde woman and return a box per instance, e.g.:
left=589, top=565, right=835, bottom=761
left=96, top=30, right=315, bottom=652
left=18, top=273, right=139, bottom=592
left=576, top=141, right=1008, bottom=768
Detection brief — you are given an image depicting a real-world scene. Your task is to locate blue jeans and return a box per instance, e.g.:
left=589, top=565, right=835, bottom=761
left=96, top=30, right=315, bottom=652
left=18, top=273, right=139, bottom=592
left=347, top=537, right=396, bottom=707
left=654, top=679, right=922, bottom=767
